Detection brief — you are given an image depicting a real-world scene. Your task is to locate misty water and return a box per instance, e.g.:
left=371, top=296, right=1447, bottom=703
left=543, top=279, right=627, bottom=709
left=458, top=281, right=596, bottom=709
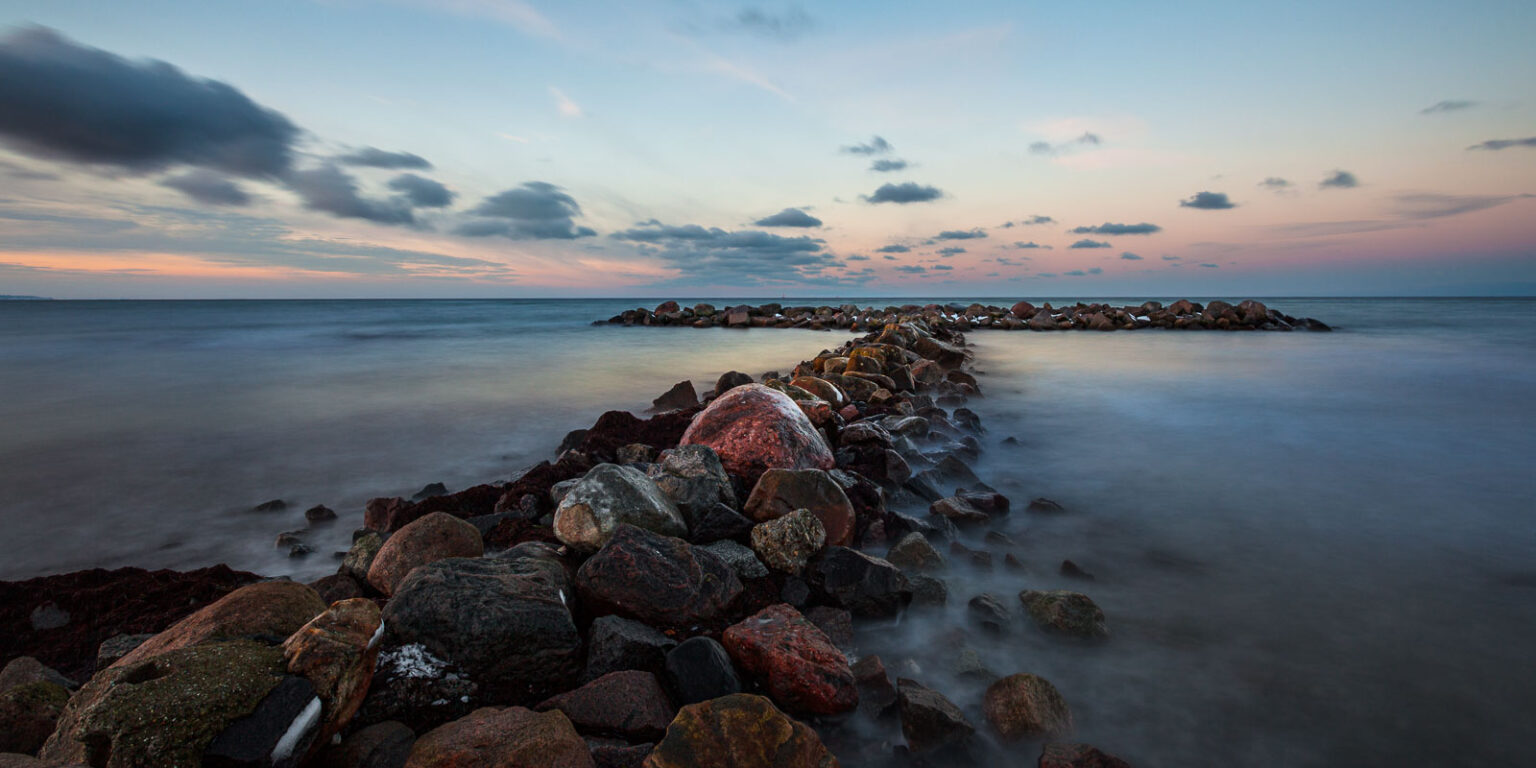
left=2, top=297, right=1533, bottom=765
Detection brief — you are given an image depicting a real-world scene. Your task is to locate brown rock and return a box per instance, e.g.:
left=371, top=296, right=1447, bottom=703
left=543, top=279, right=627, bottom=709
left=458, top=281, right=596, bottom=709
left=983, top=673, right=1073, bottom=740
left=679, top=384, right=834, bottom=484
left=110, top=580, right=326, bottom=670
left=896, top=678, right=974, bottom=753
left=404, top=706, right=594, bottom=768
left=284, top=598, right=383, bottom=748
left=642, top=693, right=838, bottom=768
left=320, top=720, right=415, bottom=768
left=1039, top=742, right=1132, bottom=768
left=537, top=670, right=675, bottom=741
left=788, top=376, right=847, bottom=408
left=652, top=381, right=698, bottom=412
left=744, top=469, right=856, bottom=547
left=367, top=512, right=484, bottom=596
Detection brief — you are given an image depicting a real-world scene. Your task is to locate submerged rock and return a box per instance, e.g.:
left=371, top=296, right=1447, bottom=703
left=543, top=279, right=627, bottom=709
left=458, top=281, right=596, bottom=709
left=641, top=693, right=838, bottom=768
left=895, top=678, right=974, bottom=753
left=1018, top=590, right=1109, bottom=639
left=1039, top=742, right=1131, bottom=768
left=679, top=384, right=834, bottom=483
left=983, top=673, right=1073, bottom=740
left=807, top=547, right=912, bottom=618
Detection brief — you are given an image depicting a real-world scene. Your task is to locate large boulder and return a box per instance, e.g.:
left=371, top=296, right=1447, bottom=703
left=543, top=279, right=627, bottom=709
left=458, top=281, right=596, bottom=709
left=585, top=616, right=677, bottom=681
left=282, top=598, right=383, bottom=749
left=367, top=513, right=484, bottom=596
left=896, top=678, right=974, bottom=753
left=404, top=706, right=593, bottom=768
left=721, top=604, right=857, bottom=717
left=647, top=446, right=738, bottom=528
left=983, top=673, right=1073, bottom=740
left=110, top=580, right=327, bottom=670
left=744, top=469, right=856, bottom=547
left=641, top=693, right=838, bottom=768
left=1018, top=591, right=1109, bottom=639
left=383, top=554, right=582, bottom=704
left=885, top=532, right=944, bottom=572
left=353, top=644, right=478, bottom=734
left=0, top=680, right=69, bottom=754
left=537, top=670, right=675, bottom=741
left=749, top=509, right=826, bottom=575
left=555, top=464, right=688, bottom=552
left=679, top=384, right=834, bottom=483
left=41, top=639, right=289, bottom=768
left=806, top=547, right=912, bottom=618
left=576, top=525, right=742, bottom=629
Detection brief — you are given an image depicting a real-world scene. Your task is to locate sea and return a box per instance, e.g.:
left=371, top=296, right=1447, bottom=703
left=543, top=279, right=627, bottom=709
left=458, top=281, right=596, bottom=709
left=1, top=297, right=1533, bottom=765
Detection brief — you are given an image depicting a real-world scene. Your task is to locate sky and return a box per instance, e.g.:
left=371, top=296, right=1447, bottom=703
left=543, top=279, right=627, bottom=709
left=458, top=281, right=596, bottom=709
left=0, top=0, right=1533, bottom=299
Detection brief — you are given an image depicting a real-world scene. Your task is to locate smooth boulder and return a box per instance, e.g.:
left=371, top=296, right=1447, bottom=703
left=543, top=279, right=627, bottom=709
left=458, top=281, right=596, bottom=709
left=983, top=673, right=1073, bottom=740
left=537, top=670, right=675, bottom=741
left=1019, top=590, right=1109, bottom=639
left=555, top=464, right=687, bottom=553
left=576, top=525, right=742, bottom=629
left=744, top=469, right=856, bottom=547
left=642, top=693, right=838, bottom=768
left=404, top=706, right=593, bottom=768
left=678, top=384, right=834, bottom=483
left=367, top=512, right=484, bottom=596
left=109, top=580, right=327, bottom=670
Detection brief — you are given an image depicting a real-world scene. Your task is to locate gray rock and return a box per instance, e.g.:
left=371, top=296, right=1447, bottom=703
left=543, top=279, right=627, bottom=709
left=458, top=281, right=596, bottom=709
left=647, top=445, right=737, bottom=528
left=664, top=637, right=741, bottom=705
left=585, top=616, right=677, bottom=681
left=699, top=540, right=770, bottom=580
left=554, top=463, right=687, bottom=552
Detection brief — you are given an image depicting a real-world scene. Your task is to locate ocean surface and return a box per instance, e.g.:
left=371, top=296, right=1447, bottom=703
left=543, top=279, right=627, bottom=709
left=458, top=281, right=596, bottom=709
left=2, top=297, right=1533, bottom=765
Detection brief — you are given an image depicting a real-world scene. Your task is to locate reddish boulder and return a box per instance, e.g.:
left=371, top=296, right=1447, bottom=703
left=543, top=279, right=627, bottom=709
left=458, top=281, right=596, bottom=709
left=576, top=525, right=743, bottom=629
left=283, top=598, right=383, bottom=749
left=642, top=693, right=838, bottom=768
left=368, top=512, right=484, bottom=596
left=721, top=604, right=857, bottom=717
left=537, top=670, right=675, bottom=741
left=679, top=384, right=834, bottom=484
left=1010, top=301, right=1037, bottom=319
left=110, top=580, right=326, bottom=669
left=404, top=706, right=593, bottom=768
left=744, top=469, right=856, bottom=547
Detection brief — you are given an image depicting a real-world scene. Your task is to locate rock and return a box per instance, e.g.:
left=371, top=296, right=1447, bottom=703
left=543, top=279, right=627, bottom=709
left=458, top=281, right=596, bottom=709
left=322, top=721, right=415, bottom=768
left=1018, top=591, right=1109, bottom=639
left=367, top=512, right=484, bottom=597
left=953, top=648, right=995, bottom=682
left=253, top=499, right=288, bottom=512
left=1039, top=742, right=1131, bottom=768
left=679, top=384, right=834, bottom=484
left=110, top=580, right=327, bottom=670
left=967, top=593, right=1011, bottom=634
left=616, top=443, right=658, bottom=464
left=585, top=616, right=677, bottom=681
left=41, top=639, right=287, bottom=768
left=851, top=655, right=896, bottom=715
left=203, top=674, right=322, bottom=768
left=0, top=680, right=69, bottom=754
left=700, top=540, right=770, bottom=580
left=911, top=336, right=967, bottom=369
left=803, top=606, right=853, bottom=650
left=576, top=525, right=743, bottom=629
left=647, top=446, right=738, bottom=527
left=95, top=634, right=154, bottom=672
left=1060, top=560, right=1096, bottom=581
left=538, top=671, right=675, bottom=741
left=982, top=673, right=1073, bottom=740
left=807, top=547, right=912, bottom=618
left=354, top=644, right=478, bottom=734
left=664, top=637, right=741, bottom=706
left=655, top=300, right=680, bottom=314
left=929, top=496, right=989, bottom=526
left=838, top=421, right=891, bottom=446
left=586, top=737, right=652, bottom=768
left=895, top=678, right=974, bottom=753
left=641, top=693, right=837, bottom=768
left=572, top=409, right=702, bottom=468
left=555, top=464, right=687, bottom=553
left=750, top=509, right=826, bottom=575
left=885, top=532, right=944, bottom=572
left=744, top=469, right=856, bottom=547
left=384, top=555, right=582, bottom=703
left=688, top=503, right=755, bottom=544
left=0, top=657, right=74, bottom=694
left=956, top=489, right=1008, bottom=515
left=403, top=707, right=593, bottom=768
left=310, top=573, right=367, bottom=604
left=908, top=574, right=948, bottom=607
left=788, top=376, right=847, bottom=408
left=721, top=604, right=857, bottom=717
left=1027, top=497, right=1066, bottom=514
left=412, top=483, right=448, bottom=501
left=713, top=371, right=754, bottom=396
left=652, top=381, right=699, bottom=412
left=1010, top=301, right=1037, bottom=319
left=283, top=598, right=383, bottom=748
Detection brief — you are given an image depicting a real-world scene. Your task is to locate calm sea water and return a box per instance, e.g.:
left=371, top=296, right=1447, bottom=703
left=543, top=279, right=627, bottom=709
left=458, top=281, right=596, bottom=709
left=2, top=297, right=1533, bottom=765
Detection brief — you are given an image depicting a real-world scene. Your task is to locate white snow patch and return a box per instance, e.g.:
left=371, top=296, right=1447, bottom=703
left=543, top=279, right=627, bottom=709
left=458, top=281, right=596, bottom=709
left=270, top=696, right=322, bottom=763
left=381, top=643, right=450, bottom=679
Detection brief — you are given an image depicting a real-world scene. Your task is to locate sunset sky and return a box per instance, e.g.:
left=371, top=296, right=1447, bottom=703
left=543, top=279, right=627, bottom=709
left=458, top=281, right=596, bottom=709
left=1, top=0, right=1533, bottom=298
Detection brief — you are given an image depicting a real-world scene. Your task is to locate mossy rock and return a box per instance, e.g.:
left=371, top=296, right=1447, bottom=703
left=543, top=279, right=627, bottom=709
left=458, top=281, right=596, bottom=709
left=1018, top=590, right=1108, bottom=639
left=0, top=680, right=70, bottom=753
left=41, top=640, right=286, bottom=768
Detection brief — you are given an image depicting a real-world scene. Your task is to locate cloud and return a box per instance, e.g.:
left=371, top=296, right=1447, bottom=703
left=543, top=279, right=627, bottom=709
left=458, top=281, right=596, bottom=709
left=729, top=7, right=814, bottom=41
left=841, top=136, right=892, bottom=155
left=159, top=170, right=252, bottom=206
left=931, top=264, right=953, bottom=271
left=883, top=254, right=898, bottom=261
left=0, top=159, right=58, bottom=181
left=336, top=147, right=432, bottom=170
left=1180, top=191, right=1236, bottom=209
left=1011, top=241, right=1047, bottom=249
left=1259, top=177, right=1291, bottom=190
left=1037, top=272, right=1058, bottom=278
left=458, top=181, right=596, bottom=239
left=1120, top=252, right=1143, bottom=260
left=0, top=27, right=298, bottom=178
left=1391, top=193, right=1533, bottom=220
left=936, top=228, right=986, bottom=240
left=1063, top=270, right=1086, bottom=276
left=549, top=86, right=582, bottom=117
left=1467, top=137, right=1536, bottom=151
left=608, top=219, right=863, bottom=286
left=1198, top=263, right=1219, bottom=268
left=937, top=246, right=966, bottom=256
left=870, top=158, right=908, bottom=172
left=387, top=173, right=455, bottom=208
left=864, top=182, right=943, bottom=204
left=1021, top=215, right=1054, bottom=225
left=895, top=265, right=925, bottom=274
left=1162, top=255, right=1181, bottom=261
left=1069, top=239, right=1111, bottom=249
left=846, top=254, right=870, bottom=261
left=1028, top=132, right=1102, bottom=156
left=876, top=244, right=910, bottom=253
left=1319, top=170, right=1359, bottom=189
left=753, top=207, right=822, bottom=227
left=1070, top=221, right=1162, bottom=235
left=1421, top=100, right=1477, bottom=114
left=286, top=164, right=417, bottom=225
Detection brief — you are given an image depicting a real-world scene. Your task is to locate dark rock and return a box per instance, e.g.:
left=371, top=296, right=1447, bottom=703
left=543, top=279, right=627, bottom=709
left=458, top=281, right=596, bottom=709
left=714, top=370, right=755, bottom=395
left=559, top=429, right=591, bottom=455
left=403, top=706, right=592, bottom=768
left=1027, top=497, right=1067, bottom=514
left=851, top=655, right=897, bottom=716
left=647, top=446, right=737, bottom=528
left=253, top=499, right=288, bottom=512
left=1019, top=591, right=1108, bottom=639
left=0, top=680, right=69, bottom=754
left=688, top=503, right=755, bottom=544
left=321, top=721, right=415, bottom=768
left=885, top=532, right=945, bottom=572
left=700, top=540, right=770, bottom=580
left=909, top=574, right=948, bottom=607
left=576, top=408, right=703, bottom=466
left=354, top=644, right=478, bottom=734
left=1060, top=560, right=1096, bottom=581
left=807, top=547, right=912, bottom=617
left=652, top=380, right=698, bottom=412
left=679, top=384, right=834, bottom=485
left=956, top=489, right=1008, bottom=516
left=967, top=593, right=1011, bottom=634
left=983, top=673, right=1073, bottom=740
left=585, top=616, right=677, bottom=681
left=306, top=505, right=338, bottom=523
left=554, top=464, right=687, bottom=553
left=750, top=509, right=826, bottom=575
left=664, top=637, right=741, bottom=706
left=780, top=577, right=811, bottom=608
left=721, top=604, right=857, bottom=717
left=586, top=737, right=651, bottom=768
left=204, top=674, right=320, bottom=768
left=0, top=656, right=74, bottom=693
left=342, top=532, right=385, bottom=582
left=744, top=469, right=857, bottom=547
left=642, top=693, right=837, bottom=768
left=538, top=670, right=675, bottom=741
left=576, top=525, right=743, bottom=629
left=929, top=496, right=989, bottom=526
left=1039, top=742, right=1131, bottom=768
left=411, top=483, right=448, bottom=501
left=803, top=606, right=853, bottom=650
left=896, top=677, right=974, bottom=753
left=95, top=633, right=154, bottom=672
left=310, top=573, right=367, bottom=604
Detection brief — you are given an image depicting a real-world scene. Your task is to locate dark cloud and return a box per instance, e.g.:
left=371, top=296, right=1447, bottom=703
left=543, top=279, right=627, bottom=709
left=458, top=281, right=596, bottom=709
left=1180, top=191, right=1236, bottom=209
left=1120, top=252, right=1143, bottom=260
left=1259, top=177, right=1291, bottom=189
left=159, top=170, right=252, bottom=206
left=1011, top=241, right=1046, bottom=249
left=895, top=265, right=925, bottom=274
left=1037, top=272, right=1058, bottom=278
left=387, top=173, right=454, bottom=208
left=936, top=228, right=986, bottom=240
left=753, top=207, right=823, bottom=227
left=931, top=264, right=953, bottom=271
left=1162, top=255, right=1181, bottom=261
left=876, top=244, right=910, bottom=253
left=1029, top=132, right=1102, bottom=156
left=937, top=246, right=965, bottom=256
left=841, top=136, right=892, bottom=155
left=286, top=164, right=417, bottom=225
left=730, top=7, right=813, bottom=41
left=846, top=254, right=870, bottom=261
left=1069, top=239, right=1110, bottom=249
left=883, top=254, right=898, bottom=261
left=864, top=182, right=943, bottom=204
left=1319, top=170, right=1359, bottom=189
left=0, top=27, right=297, bottom=178
left=459, top=181, right=596, bottom=239
left=1467, top=137, right=1536, bottom=151
left=1420, top=100, right=1476, bottom=114
left=1198, top=263, right=1219, bottom=268
left=1070, top=221, right=1162, bottom=235
left=1022, top=215, right=1054, bottom=225
left=609, top=220, right=849, bottom=285
left=1063, top=269, right=1087, bottom=276
left=337, top=147, right=432, bottom=170
left=870, top=158, right=908, bottom=172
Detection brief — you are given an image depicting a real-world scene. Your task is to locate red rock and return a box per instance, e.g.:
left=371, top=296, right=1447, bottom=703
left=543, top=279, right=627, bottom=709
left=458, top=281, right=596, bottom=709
left=1011, top=301, right=1037, bottom=319
left=722, top=604, right=857, bottom=716
left=642, top=693, right=838, bottom=768
left=537, top=670, right=675, bottom=741
left=404, top=706, right=594, bottom=768
left=110, top=579, right=327, bottom=669
left=368, top=485, right=506, bottom=532
left=1039, top=742, right=1132, bottom=768
left=368, top=512, right=484, bottom=596
left=744, top=469, right=856, bottom=547
left=283, top=598, right=383, bottom=749
left=680, top=384, right=834, bottom=484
